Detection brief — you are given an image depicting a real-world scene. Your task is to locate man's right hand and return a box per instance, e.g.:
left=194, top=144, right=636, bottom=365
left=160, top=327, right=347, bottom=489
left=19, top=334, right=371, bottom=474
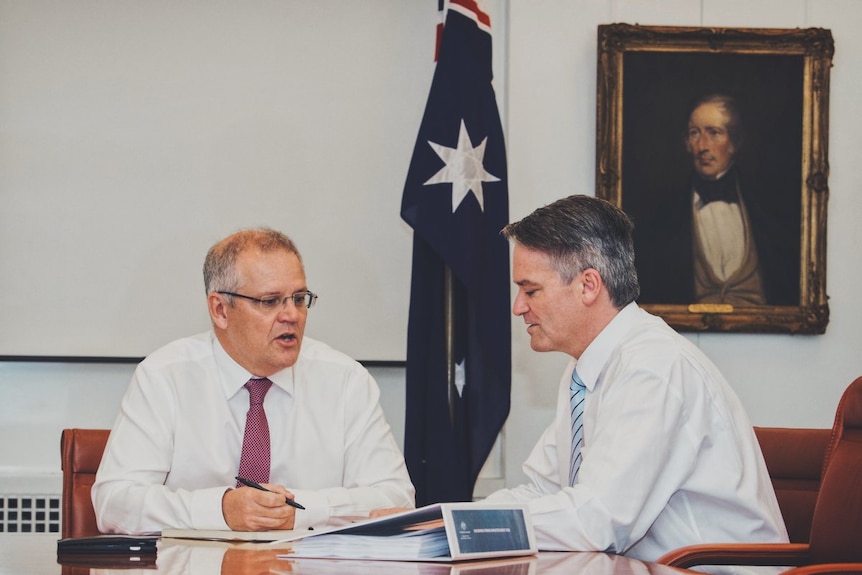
left=222, top=484, right=296, bottom=531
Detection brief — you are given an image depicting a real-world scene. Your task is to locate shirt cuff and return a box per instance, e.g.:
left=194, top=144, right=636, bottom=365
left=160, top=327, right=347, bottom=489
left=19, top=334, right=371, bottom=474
left=287, top=489, right=331, bottom=530
left=190, top=486, right=232, bottom=530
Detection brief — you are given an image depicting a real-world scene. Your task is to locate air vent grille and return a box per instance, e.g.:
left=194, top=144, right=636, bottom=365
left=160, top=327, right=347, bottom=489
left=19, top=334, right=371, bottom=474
left=0, top=495, right=61, bottom=533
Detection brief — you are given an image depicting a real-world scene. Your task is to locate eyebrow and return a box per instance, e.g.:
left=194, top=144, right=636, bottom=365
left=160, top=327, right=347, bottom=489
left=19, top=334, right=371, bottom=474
left=259, top=287, right=309, bottom=296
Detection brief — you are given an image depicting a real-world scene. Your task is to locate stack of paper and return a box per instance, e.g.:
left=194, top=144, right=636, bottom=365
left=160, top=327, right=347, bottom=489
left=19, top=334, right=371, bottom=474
left=292, top=526, right=450, bottom=560
left=276, top=502, right=536, bottom=562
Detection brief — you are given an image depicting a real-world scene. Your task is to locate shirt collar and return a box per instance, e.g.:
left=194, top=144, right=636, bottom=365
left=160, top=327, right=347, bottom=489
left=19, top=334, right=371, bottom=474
left=211, top=331, right=296, bottom=398
left=574, top=302, right=640, bottom=391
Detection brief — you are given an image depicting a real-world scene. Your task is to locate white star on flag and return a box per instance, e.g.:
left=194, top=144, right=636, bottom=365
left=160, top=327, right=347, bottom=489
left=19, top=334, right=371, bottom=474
left=423, top=119, right=500, bottom=212
left=454, top=358, right=466, bottom=398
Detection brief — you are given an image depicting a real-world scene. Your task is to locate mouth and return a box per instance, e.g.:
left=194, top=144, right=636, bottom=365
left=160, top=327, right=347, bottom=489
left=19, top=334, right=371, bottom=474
left=275, top=333, right=297, bottom=344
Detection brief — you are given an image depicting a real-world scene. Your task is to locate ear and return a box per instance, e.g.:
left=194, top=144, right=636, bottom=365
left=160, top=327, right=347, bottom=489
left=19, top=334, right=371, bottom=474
left=207, top=292, right=230, bottom=330
left=580, top=268, right=604, bottom=306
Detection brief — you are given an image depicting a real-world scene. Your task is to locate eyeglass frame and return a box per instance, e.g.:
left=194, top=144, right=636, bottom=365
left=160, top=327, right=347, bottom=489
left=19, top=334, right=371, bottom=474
left=216, top=290, right=318, bottom=311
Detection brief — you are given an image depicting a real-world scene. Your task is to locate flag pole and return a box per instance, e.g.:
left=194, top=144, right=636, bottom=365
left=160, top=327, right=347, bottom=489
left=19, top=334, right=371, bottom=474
left=444, top=265, right=457, bottom=427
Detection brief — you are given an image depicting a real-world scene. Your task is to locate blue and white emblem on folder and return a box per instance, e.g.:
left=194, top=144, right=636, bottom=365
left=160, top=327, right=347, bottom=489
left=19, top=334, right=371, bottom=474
left=443, top=503, right=535, bottom=560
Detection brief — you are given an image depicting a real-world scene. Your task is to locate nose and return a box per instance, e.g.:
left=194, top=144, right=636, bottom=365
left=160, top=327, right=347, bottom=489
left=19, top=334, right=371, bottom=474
left=512, top=292, right=529, bottom=316
left=276, top=300, right=302, bottom=322
left=692, top=133, right=710, bottom=153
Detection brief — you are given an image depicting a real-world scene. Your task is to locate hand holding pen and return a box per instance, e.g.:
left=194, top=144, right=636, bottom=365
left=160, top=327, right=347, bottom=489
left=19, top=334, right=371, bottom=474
left=235, top=476, right=306, bottom=510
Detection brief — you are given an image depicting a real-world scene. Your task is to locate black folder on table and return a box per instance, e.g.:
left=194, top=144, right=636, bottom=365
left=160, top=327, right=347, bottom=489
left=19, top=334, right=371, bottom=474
left=57, top=535, right=158, bottom=568
left=57, top=535, right=158, bottom=554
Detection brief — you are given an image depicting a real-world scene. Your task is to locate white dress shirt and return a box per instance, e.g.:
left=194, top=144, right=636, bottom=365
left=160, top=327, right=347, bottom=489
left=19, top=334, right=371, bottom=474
left=92, top=331, right=415, bottom=534
left=694, top=192, right=747, bottom=281
left=486, top=303, right=787, bottom=562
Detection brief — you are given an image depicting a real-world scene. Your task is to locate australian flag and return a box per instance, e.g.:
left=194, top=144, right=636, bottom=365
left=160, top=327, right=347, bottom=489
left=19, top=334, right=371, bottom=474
left=400, top=0, right=511, bottom=506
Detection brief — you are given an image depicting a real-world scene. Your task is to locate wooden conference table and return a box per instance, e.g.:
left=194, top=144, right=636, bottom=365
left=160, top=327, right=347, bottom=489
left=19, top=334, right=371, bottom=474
left=0, top=534, right=693, bottom=575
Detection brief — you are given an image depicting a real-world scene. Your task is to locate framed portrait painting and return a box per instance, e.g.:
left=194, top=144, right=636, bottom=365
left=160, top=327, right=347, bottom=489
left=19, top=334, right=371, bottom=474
left=596, top=24, right=833, bottom=334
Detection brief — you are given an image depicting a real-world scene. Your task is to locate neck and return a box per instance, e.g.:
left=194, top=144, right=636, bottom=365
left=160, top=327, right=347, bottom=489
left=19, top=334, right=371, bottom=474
left=696, top=163, right=735, bottom=183
left=568, top=302, right=622, bottom=359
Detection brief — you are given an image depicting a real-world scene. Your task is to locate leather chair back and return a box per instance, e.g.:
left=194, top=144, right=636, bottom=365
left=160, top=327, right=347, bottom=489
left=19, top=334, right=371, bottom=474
left=60, top=428, right=110, bottom=539
left=807, top=375, right=862, bottom=564
left=754, top=426, right=830, bottom=543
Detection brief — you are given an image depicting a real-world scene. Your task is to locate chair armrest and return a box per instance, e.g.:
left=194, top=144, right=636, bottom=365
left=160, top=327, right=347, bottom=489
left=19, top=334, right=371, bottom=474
left=657, top=542, right=810, bottom=569
left=779, top=565, right=862, bottom=575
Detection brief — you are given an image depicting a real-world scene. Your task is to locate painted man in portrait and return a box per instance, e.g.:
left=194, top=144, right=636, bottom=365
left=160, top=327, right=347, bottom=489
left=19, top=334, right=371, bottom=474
left=633, top=93, right=800, bottom=307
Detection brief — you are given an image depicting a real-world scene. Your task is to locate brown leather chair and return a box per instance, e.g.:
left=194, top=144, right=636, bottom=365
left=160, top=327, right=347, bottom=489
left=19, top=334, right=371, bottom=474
left=658, top=375, right=862, bottom=574
left=754, top=425, right=831, bottom=543
left=60, top=428, right=110, bottom=539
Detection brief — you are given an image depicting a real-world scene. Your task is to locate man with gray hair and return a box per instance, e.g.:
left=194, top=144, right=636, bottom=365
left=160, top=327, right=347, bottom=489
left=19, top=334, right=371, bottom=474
left=93, top=228, right=414, bottom=534
left=484, top=194, right=787, bottom=561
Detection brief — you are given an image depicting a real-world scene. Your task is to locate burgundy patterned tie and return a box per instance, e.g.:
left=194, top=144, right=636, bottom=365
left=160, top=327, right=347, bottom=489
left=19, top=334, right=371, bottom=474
left=236, top=377, right=273, bottom=486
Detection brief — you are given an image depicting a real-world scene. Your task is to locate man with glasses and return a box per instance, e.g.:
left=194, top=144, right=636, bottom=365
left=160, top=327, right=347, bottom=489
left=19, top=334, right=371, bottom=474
left=93, top=228, right=414, bottom=534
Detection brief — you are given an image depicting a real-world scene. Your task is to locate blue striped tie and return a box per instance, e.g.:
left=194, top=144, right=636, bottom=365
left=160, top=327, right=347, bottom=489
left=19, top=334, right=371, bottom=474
left=569, top=370, right=586, bottom=486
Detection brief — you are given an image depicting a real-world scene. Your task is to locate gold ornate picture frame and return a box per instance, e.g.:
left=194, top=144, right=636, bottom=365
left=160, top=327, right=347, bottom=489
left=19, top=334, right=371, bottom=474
left=596, top=24, right=833, bottom=334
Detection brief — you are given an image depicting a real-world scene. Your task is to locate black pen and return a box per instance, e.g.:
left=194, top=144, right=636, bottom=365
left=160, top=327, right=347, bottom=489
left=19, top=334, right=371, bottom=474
left=235, top=476, right=306, bottom=510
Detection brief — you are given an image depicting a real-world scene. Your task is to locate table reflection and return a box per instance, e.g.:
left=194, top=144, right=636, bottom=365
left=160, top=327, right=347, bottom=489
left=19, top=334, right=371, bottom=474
left=535, top=551, right=683, bottom=575
left=128, top=539, right=685, bottom=575
left=136, top=540, right=535, bottom=575
left=0, top=534, right=693, bottom=575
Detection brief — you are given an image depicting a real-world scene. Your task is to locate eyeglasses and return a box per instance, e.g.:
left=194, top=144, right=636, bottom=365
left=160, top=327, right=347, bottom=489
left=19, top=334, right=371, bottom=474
left=217, top=290, right=318, bottom=311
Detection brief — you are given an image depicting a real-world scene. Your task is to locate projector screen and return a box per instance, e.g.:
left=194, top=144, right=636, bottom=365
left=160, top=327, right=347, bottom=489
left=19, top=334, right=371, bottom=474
left=0, top=2, right=440, bottom=361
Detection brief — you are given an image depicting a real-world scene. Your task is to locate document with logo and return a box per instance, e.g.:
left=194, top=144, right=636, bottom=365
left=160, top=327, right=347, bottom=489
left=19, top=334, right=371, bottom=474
left=275, top=503, right=536, bottom=562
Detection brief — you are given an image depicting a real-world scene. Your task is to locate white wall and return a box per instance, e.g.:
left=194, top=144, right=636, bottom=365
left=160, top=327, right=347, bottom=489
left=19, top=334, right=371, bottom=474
left=0, top=0, right=432, bottom=361
left=2, top=0, right=862, bottom=498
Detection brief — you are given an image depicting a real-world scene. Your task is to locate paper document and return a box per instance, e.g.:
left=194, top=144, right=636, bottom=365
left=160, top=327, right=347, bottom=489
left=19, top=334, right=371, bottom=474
left=161, top=528, right=303, bottom=542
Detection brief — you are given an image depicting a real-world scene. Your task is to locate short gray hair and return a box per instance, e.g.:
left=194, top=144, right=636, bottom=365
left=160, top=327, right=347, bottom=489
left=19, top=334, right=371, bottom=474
left=501, top=195, right=639, bottom=308
left=203, top=227, right=301, bottom=294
